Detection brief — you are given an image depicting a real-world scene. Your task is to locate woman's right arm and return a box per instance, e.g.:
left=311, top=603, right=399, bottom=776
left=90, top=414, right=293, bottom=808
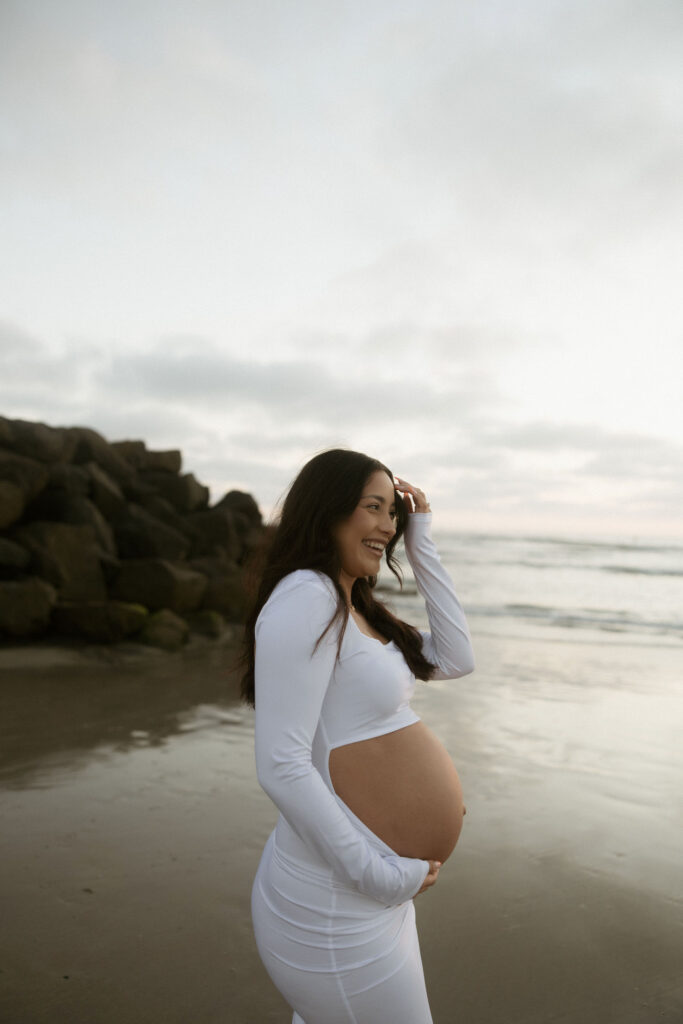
left=254, top=573, right=430, bottom=906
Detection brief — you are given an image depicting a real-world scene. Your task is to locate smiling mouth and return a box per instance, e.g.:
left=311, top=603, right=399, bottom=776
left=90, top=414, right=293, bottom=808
left=362, top=540, right=385, bottom=554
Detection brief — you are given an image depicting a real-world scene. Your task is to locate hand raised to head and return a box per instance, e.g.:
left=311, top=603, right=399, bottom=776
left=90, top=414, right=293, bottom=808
left=394, top=477, right=431, bottom=514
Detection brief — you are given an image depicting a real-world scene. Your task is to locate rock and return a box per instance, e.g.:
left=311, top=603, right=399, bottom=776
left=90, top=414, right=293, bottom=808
left=119, top=475, right=158, bottom=504
left=66, top=497, right=118, bottom=557
left=22, top=490, right=117, bottom=558
left=185, top=507, right=240, bottom=559
left=144, top=449, right=182, bottom=473
left=23, top=485, right=75, bottom=522
left=188, top=554, right=235, bottom=577
left=0, top=417, right=13, bottom=449
left=213, top=491, right=264, bottom=562
left=52, top=600, right=148, bottom=642
left=98, top=550, right=122, bottom=587
left=111, top=441, right=182, bottom=474
left=138, top=609, right=189, bottom=650
left=80, top=499, right=117, bottom=557
left=47, top=463, right=91, bottom=497
left=14, top=522, right=107, bottom=601
left=0, top=416, right=260, bottom=646
left=200, top=562, right=246, bottom=621
left=0, top=479, right=25, bottom=529
left=0, top=577, right=57, bottom=636
left=187, top=609, right=225, bottom=637
left=112, top=559, right=207, bottom=613
left=0, top=450, right=50, bottom=513
left=0, top=537, right=31, bottom=576
left=113, top=504, right=190, bottom=560
left=84, top=462, right=127, bottom=520
left=214, top=489, right=262, bottom=528
left=110, top=440, right=148, bottom=470
left=0, top=417, right=69, bottom=463
left=139, top=470, right=209, bottom=513
left=138, top=494, right=197, bottom=541
left=64, top=426, right=134, bottom=485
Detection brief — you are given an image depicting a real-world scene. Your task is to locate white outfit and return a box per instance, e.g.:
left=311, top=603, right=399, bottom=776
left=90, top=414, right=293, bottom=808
left=251, top=513, right=474, bottom=1024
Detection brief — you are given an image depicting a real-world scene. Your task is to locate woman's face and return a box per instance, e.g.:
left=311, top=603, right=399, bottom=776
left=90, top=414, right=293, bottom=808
left=332, top=469, right=397, bottom=589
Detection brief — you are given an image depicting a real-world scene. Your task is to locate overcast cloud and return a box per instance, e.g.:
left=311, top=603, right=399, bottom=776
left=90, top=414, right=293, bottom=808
left=1, top=0, right=681, bottom=539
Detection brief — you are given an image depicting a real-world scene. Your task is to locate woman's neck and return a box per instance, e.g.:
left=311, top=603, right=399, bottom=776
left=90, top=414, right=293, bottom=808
left=338, top=570, right=356, bottom=609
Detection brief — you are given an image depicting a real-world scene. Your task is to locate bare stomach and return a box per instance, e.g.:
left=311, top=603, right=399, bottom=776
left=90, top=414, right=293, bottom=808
left=329, top=721, right=465, bottom=864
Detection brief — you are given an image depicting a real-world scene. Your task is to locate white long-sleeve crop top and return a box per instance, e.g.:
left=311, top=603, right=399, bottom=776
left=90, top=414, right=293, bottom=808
left=254, top=512, right=474, bottom=907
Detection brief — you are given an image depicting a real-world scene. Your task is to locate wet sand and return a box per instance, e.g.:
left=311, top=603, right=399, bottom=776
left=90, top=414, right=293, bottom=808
left=1, top=634, right=681, bottom=1023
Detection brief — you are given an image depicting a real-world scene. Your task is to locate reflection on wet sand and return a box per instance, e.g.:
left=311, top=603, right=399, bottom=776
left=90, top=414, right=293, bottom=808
left=0, top=635, right=243, bottom=785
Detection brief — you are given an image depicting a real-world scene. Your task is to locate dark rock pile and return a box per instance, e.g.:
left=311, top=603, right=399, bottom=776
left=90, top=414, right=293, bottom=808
left=0, top=416, right=265, bottom=649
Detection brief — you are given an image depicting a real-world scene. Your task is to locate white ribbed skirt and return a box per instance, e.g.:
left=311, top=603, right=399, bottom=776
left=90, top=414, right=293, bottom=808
left=251, top=822, right=433, bottom=1024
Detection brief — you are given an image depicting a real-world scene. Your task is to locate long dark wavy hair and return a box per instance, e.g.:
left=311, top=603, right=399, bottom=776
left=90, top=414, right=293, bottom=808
left=240, top=448, right=436, bottom=707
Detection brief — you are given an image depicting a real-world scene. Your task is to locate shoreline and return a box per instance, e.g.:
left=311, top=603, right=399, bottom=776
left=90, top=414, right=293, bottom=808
left=0, top=625, right=244, bottom=672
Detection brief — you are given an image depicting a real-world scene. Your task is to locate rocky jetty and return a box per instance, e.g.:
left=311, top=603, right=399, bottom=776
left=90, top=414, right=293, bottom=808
left=0, top=416, right=264, bottom=650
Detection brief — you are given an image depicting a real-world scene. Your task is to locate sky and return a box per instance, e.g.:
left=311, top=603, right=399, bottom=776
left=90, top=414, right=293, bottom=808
left=1, top=0, right=682, bottom=540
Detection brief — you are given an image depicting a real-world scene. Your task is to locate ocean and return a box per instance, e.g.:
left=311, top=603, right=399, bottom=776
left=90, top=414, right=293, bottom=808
left=387, top=531, right=683, bottom=648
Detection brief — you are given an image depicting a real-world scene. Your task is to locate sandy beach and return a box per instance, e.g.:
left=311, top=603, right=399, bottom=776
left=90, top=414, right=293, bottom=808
left=1, top=628, right=681, bottom=1024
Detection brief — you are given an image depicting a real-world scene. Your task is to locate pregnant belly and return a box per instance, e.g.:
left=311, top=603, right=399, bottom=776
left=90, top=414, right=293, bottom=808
left=328, top=721, right=464, bottom=864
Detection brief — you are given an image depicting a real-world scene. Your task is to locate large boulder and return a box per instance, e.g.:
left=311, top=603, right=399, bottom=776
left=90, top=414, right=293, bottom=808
left=46, top=463, right=91, bottom=498
left=65, top=497, right=118, bottom=557
left=109, top=440, right=148, bottom=470
left=0, top=577, right=57, bottom=636
left=14, top=522, right=107, bottom=601
left=197, top=561, right=246, bottom=622
left=119, top=474, right=157, bottom=504
left=52, top=600, right=148, bottom=642
left=84, top=462, right=127, bottom=520
left=186, top=609, right=225, bottom=637
left=0, top=480, right=25, bottom=530
left=0, top=450, right=50, bottom=526
left=22, top=490, right=117, bottom=558
left=111, top=440, right=182, bottom=474
left=113, top=504, right=190, bottom=560
left=0, top=417, right=13, bottom=449
left=214, top=489, right=262, bottom=528
left=0, top=417, right=69, bottom=463
left=213, top=490, right=263, bottom=562
left=138, top=609, right=189, bottom=650
left=64, top=426, right=134, bottom=485
left=138, top=494, right=197, bottom=541
left=0, top=538, right=31, bottom=577
left=138, top=470, right=209, bottom=513
left=23, top=484, right=80, bottom=522
left=112, top=559, right=207, bottom=613
left=144, top=449, right=182, bottom=473
left=185, top=507, right=240, bottom=559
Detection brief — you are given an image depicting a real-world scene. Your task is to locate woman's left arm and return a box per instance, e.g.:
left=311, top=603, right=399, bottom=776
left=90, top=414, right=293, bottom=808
left=402, top=511, right=475, bottom=680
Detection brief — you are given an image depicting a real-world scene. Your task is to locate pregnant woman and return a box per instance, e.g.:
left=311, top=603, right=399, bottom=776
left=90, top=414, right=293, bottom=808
left=242, top=449, right=475, bottom=1023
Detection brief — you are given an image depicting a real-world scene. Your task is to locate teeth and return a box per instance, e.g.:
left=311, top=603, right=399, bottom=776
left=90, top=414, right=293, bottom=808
left=363, top=541, right=384, bottom=552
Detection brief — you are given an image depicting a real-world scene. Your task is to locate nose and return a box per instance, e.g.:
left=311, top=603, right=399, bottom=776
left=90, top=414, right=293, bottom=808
left=381, top=510, right=397, bottom=537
